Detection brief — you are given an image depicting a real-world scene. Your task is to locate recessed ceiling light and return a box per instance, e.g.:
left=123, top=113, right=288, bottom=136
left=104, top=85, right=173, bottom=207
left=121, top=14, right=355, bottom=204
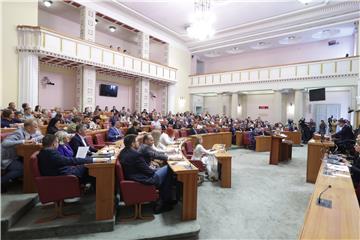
left=204, top=51, right=221, bottom=58
left=279, top=36, right=301, bottom=45
left=43, top=0, right=53, bottom=8
left=109, top=26, right=116, bottom=33
left=95, top=19, right=99, bottom=25
left=225, top=47, right=245, bottom=54
left=312, top=29, right=340, bottom=39
left=298, top=0, right=313, bottom=5
left=251, top=42, right=271, bottom=50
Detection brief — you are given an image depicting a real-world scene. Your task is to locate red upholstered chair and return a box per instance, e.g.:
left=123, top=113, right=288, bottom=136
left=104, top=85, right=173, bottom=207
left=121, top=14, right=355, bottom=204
left=206, top=128, right=214, bottom=133
left=85, top=135, right=102, bottom=150
left=30, top=152, right=81, bottom=223
left=185, top=141, right=194, bottom=155
left=94, top=133, right=113, bottom=147
left=115, top=160, right=159, bottom=220
left=243, top=132, right=251, bottom=147
left=180, top=129, right=188, bottom=138
left=173, top=130, right=180, bottom=140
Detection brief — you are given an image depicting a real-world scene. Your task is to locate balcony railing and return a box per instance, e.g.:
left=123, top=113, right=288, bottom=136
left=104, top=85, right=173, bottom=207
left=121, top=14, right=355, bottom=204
left=189, top=56, right=359, bottom=88
left=17, top=26, right=177, bottom=83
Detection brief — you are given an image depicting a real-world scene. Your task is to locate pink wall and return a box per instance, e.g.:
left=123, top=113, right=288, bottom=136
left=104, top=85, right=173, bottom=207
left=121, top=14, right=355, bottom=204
left=39, top=64, right=76, bottom=110
left=95, top=79, right=134, bottom=111
left=149, top=83, right=164, bottom=112
left=204, top=36, right=354, bottom=73
left=149, top=40, right=166, bottom=64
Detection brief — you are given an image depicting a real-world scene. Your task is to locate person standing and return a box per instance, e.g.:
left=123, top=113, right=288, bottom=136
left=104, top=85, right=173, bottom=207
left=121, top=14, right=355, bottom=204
left=319, top=120, right=327, bottom=136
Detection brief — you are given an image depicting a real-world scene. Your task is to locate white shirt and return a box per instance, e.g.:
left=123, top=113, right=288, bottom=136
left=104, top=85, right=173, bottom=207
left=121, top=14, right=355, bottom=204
left=151, top=120, right=162, bottom=129
left=191, top=144, right=214, bottom=160
left=159, top=133, right=174, bottom=146
left=78, top=134, right=88, bottom=147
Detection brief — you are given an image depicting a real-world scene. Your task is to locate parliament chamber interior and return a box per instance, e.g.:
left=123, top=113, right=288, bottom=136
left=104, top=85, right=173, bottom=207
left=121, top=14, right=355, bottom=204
left=1, top=0, right=360, bottom=239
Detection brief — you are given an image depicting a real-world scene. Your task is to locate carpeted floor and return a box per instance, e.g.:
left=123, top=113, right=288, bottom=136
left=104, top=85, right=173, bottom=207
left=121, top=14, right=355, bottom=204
left=196, top=145, right=314, bottom=239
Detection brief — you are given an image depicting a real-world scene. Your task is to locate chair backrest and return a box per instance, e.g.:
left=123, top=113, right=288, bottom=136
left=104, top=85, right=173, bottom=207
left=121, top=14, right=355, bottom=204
left=115, top=160, right=125, bottom=182
left=95, top=133, right=105, bottom=145
left=243, top=132, right=251, bottom=145
left=85, top=135, right=95, bottom=147
left=185, top=141, right=194, bottom=153
left=30, top=152, right=41, bottom=178
left=206, top=128, right=214, bottom=133
left=180, top=129, right=188, bottom=137
left=173, top=130, right=180, bottom=139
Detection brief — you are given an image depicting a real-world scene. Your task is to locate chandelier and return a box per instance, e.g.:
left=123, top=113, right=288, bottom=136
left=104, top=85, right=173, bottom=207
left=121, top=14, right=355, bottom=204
left=186, top=0, right=215, bottom=41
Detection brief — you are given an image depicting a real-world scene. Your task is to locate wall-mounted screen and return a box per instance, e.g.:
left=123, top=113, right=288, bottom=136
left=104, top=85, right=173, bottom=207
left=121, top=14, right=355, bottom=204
left=309, top=88, right=325, bottom=102
left=99, top=84, right=118, bottom=97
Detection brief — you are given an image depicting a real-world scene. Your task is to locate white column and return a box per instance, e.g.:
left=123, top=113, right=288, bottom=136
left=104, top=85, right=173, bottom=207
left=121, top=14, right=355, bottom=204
left=217, top=94, right=223, bottom=115
left=231, top=92, right=238, bottom=119
left=80, top=6, right=96, bottom=42
left=273, top=91, right=284, bottom=123
left=160, top=85, right=168, bottom=115
left=238, top=94, right=247, bottom=119
left=354, top=21, right=359, bottom=56
left=77, top=6, right=96, bottom=111
left=164, top=43, right=169, bottom=65
left=167, top=84, right=176, bottom=113
left=18, top=52, right=39, bottom=107
left=294, top=90, right=304, bottom=123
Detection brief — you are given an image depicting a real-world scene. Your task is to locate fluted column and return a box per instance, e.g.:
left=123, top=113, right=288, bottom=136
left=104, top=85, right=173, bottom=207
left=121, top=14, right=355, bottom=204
left=239, top=94, right=247, bottom=119
left=77, top=6, right=96, bottom=111
left=18, top=52, right=39, bottom=107
left=294, top=90, right=304, bottom=123
left=217, top=94, right=223, bottom=115
left=354, top=21, right=359, bottom=56
left=167, top=84, right=176, bottom=113
left=273, top=91, right=285, bottom=123
left=231, top=92, right=239, bottom=119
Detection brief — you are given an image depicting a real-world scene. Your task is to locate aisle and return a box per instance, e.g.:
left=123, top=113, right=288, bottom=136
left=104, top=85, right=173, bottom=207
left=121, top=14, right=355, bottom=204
left=197, top=145, right=314, bottom=239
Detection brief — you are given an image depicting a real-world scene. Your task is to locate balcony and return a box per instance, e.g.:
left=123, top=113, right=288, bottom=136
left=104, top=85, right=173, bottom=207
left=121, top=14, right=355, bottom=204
left=17, top=26, right=177, bottom=83
left=189, top=56, right=359, bottom=93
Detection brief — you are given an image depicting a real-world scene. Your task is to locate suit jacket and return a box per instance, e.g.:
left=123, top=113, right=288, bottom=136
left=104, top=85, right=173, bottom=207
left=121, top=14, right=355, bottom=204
left=119, top=147, right=157, bottom=186
left=138, top=144, right=168, bottom=164
left=57, top=144, right=74, bottom=157
left=107, top=127, right=124, bottom=142
left=69, top=133, right=97, bottom=157
left=333, top=124, right=354, bottom=141
left=189, top=128, right=198, bottom=136
left=37, top=148, right=93, bottom=176
left=1, top=128, right=43, bottom=169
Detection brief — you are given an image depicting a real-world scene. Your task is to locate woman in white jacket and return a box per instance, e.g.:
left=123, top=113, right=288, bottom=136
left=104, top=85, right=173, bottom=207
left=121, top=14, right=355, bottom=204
left=191, top=136, right=218, bottom=181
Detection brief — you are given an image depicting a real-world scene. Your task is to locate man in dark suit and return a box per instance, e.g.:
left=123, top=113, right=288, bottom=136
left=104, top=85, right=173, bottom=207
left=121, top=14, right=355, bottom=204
left=332, top=119, right=355, bottom=141
left=188, top=123, right=198, bottom=136
left=119, top=134, right=174, bottom=213
left=108, top=121, right=124, bottom=142
left=69, top=124, right=98, bottom=157
left=126, top=121, right=141, bottom=136
left=37, top=134, right=105, bottom=183
left=138, top=134, right=175, bottom=165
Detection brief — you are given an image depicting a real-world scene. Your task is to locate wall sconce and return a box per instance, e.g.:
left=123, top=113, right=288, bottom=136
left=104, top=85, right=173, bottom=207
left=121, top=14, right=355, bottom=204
left=41, top=76, right=55, bottom=86
left=237, top=104, right=242, bottom=114
left=179, top=97, right=186, bottom=108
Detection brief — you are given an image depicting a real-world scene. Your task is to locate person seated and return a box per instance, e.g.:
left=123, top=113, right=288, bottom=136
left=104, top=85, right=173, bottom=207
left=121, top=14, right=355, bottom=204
left=13, top=111, right=24, bottom=124
left=92, top=115, right=102, bottom=129
left=332, top=118, right=355, bottom=152
left=7, top=102, right=17, bottom=112
left=69, top=124, right=98, bottom=156
left=55, top=131, right=74, bottom=157
left=159, top=128, right=175, bottom=146
left=151, top=130, right=167, bottom=151
left=189, top=123, right=198, bottom=135
left=138, top=133, right=175, bottom=166
left=111, top=106, right=118, bottom=113
left=192, top=136, right=218, bottom=181
left=108, top=121, right=124, bottom=142
left=37, top=134, right=105, bottom=184
left=126, top=121, right=141, bottom=135
left=21, top=103, right=29, bottom=114
left=67, top=116, right=81, bottom=133
left=151, top=116, right=162, bottom=130
left=1, top=119, right=43, bottom=189
left=83, top=115, right=97, bottom=130
left=119, top=134, right=175, bottom=213
left=23, top=107, right=34, bottom=120
left=46, top=117, right=61, bottom=134
left=1, top=109, right=16, bottom=128
left=33, top=105, right=42, bottom=118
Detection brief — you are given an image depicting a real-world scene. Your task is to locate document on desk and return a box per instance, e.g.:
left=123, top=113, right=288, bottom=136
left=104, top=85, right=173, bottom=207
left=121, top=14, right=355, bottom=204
left=76, top=146, right=89, bottom=158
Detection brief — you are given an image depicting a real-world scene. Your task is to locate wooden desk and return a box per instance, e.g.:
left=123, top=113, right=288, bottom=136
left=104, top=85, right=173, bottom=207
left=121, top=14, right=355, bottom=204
left=16, top=144, right=43, bottom=193
left=235, top=131, right=243, bottom=147
left=189, top=132, right=232, bottom=149
left=213, top=144, right=232, bottom=188
left=269, top=135, right=285, bottom=165
left=168, top=140, right=199, bottom=220
left=299, top=163, right=360, bottom=239
left=85, top=141, right=122, bottom=221
left=282, top=131, right=301, bottom=145
left=306, top=139, right=335, bottom=183
left=255, top=136, right=271, bottom=152
left=1, top=128, right=17, bottom=133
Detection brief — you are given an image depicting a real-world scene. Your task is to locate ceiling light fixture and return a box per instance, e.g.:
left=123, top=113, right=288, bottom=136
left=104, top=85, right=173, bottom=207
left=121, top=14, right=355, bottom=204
left=109, top=26, right=116, bottom=33
left=43, top=0, right=53, bottom=8
left=186, top=0, right=216, bottom=41
left=95, top=19, right=99, bottom=25
left=298, top=0, right=313, bottom=5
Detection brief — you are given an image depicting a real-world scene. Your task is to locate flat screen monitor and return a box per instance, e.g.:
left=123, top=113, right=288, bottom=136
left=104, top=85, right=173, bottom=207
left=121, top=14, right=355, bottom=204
left=309, top=88, right=325, bottom=101
left=99, top=84, right=118, bottom=97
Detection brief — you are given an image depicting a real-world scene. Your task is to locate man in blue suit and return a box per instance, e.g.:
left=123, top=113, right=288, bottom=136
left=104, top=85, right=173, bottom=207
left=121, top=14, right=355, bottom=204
left=107, top=121, right=124, bottom=142
left=69, top=124, right=98, bottom=156
left=37, top=134, right=105, bottom=183
left=119, top=134, right=174, bottom=213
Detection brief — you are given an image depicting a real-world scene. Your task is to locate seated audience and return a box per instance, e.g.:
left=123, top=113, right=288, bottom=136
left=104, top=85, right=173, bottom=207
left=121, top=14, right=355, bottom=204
left=151, top=116, right=162, bottom=129
left=23, top=107, right=34, bottom=120
left=126, top=121, right=141, bottom=135
left=160, top=128, right=175, bottom=146
left=46, top=117, right=61, bottom=134
left=1, top=119, right=43, bottom=189
left=37, top=134, right=105, bottom=184
left=151, top=130, right=167, bottom=151
left=13, top=111, right=24, bottom=123
left=7, top=102, right=17, bottom=112
left=1, top=109, right=16, bottom=128
left=55, top=131, right=74, bottom=157
left=69, top=124, right=98, bottom=156
left=108, top=121, right=124, bottom=142
left=119, top=134, right=175, bottom=213
left=21, top=103, right=29, bottom=114
left=67, top=116, right=81, bottom=133
left=192, top=136, right=218, bottom=180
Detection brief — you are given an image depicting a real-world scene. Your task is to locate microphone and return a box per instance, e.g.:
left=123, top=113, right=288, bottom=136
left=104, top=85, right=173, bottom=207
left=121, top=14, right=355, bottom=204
left=318, top=185, right=331, bottom=204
